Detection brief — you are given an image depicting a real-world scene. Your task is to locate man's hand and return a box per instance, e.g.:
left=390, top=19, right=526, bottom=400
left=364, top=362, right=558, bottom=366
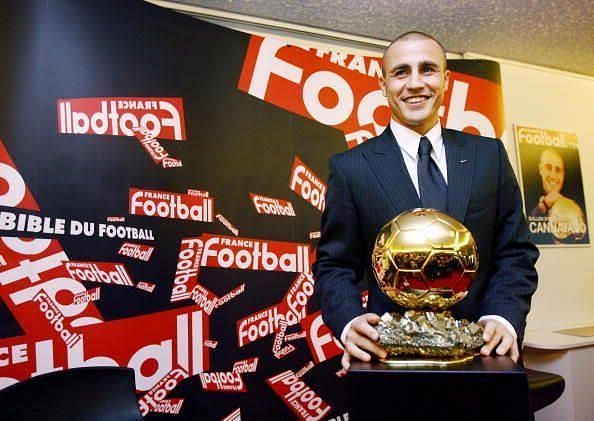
left=341, top=313, right=387, bottom=370
left=479, top=319, right=519, bottom=362
left=543, top=191, right=563, bottom=210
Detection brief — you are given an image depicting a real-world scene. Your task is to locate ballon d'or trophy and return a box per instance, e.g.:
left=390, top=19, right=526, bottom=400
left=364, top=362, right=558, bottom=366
left=548, top=196, right=587, bottom=241
left=372, top=208, right=484, bottom=366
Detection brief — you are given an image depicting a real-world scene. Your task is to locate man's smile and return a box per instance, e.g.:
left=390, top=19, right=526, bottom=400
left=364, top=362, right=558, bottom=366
left=402, top=95, right=431, bottom=104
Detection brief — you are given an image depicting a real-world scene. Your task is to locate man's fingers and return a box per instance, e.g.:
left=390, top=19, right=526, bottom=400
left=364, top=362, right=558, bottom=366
left=353, top=335, right=387, bottom=359
left=510, top=342, right=520, bottom=363
left=480, top=344, right=492, bottom=356
left=545, top=191, right=562, bottom=207
left=342, top=314, right=388, bottom=365
left=345, top=342, right=371, bottom=362
left=352, top=319, right=380, bottom=341
left=345, top=338, right=386, bottom=361
left=341, top=352, right=351, bottom=370
left=364, top=313, right=381, bottom=325
left=495, top=334, right=513, bottom=356
left=482, top=321, right=496, bottom=342
left=481, top=328, right=503, bottom=356
left=477, top=319, right=520, bottom=360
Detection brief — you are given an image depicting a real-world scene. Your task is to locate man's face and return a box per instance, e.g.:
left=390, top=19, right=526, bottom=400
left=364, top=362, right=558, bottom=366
left=379, top=38, right=449, bottom=135
left=539, top=150, right=565, bottom=194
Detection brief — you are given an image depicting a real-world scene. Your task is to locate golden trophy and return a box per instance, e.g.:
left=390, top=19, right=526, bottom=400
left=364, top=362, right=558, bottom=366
left=371, top=208, right=484, bottom=366
left=548, top=196, right=587, bottom=241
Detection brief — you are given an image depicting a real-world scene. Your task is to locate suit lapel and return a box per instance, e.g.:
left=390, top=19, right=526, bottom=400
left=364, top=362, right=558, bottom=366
left=363, top=127, right=421, bottom=213
left=443, top=128, right=475, bottom=221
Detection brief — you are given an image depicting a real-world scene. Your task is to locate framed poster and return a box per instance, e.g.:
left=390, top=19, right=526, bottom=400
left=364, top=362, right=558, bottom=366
left=515, top=125, right=589, bottom=246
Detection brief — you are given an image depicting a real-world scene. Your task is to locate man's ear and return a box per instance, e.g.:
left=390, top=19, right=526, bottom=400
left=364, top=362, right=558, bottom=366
left=379, top=75, right=387, bottom=97
left=444, top=69, right=451, bottom=91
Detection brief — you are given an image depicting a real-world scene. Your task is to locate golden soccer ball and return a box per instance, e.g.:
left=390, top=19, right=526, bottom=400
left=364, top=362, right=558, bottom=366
left=372, top=208, right=478, bottom=310
left=548, top=196, right=587, bottom=240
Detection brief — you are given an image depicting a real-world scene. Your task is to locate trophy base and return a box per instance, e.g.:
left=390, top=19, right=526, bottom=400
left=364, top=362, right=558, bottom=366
left=377, top=310, right=484, bottom=361
left=379, top=352, right=478, bottom=367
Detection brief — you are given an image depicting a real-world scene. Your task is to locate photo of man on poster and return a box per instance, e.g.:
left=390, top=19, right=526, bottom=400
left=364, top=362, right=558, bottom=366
left=515, top=126, right=589, bottom=245
left=531, top=148, right=587, bottom=243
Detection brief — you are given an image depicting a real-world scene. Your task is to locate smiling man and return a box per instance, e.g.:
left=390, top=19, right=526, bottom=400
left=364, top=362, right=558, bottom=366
left=380, top=33, right=448, bottom=135
left=531, top=148, right=587, bottom=243
left=533, top=148, right=565, bottom=214
left=313, top=32, right=539, bottom=370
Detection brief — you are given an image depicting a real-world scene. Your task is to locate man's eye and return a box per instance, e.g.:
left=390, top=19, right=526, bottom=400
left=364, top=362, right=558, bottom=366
left=394, top=70, right=407, bottom=77
left=423, top=66, right=436, bottom=74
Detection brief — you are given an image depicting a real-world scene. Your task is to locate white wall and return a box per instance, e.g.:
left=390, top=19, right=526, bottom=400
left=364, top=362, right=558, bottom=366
left=473, top=55, right=594, bottom=332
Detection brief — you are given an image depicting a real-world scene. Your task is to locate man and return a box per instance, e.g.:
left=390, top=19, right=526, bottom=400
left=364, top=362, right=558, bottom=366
left=313, top=32, right=539, bottom=370
left=532, top=148, right=565, bottom=217
left=531, top=148, right=587, bottom=242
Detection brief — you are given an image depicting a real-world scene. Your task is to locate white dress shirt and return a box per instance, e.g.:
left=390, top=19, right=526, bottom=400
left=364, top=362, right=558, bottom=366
left=340, top=119, right=517, bottom=345
left=390, top=119, right=448, bottom=193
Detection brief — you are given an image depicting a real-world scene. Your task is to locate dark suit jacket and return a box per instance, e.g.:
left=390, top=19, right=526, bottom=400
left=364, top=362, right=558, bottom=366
left=313, top=127, right=539, bottom=345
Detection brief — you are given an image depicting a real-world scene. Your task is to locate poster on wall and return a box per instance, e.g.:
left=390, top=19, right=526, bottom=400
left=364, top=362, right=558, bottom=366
left=515, top=125, right=589, bottom=246
left=0, top=0, right=506, bottom=419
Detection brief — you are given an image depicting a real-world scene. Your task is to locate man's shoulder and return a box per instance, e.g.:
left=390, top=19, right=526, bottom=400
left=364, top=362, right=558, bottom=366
left=329, top=132, right=384, bottom=164
left=443, top=127, right=501, bottom=147
left=443, top=128, right=504, bottom=155
left=443, top=127, right=500, bottom=144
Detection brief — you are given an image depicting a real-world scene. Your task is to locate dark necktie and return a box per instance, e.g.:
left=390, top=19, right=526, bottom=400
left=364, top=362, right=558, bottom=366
left=417, top=136, right=448, bottom=212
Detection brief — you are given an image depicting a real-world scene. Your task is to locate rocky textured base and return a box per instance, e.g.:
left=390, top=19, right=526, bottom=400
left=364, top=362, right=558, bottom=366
left=377, top=310, right=484, bottom=358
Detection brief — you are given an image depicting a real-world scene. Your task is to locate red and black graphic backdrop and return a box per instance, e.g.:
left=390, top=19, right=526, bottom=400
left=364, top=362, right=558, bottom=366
left=0, top=1, right=504, bottom=419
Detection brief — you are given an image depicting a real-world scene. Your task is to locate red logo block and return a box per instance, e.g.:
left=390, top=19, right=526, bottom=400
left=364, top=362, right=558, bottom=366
left=171, top=238, right=203, bottom=302
left=267, top=370, right=331, bottom=420
left=65, top=261, right=135, bottom=287
left=301, top=311, right=343, bottom=364
left=250, top=193, right=296, bottom=216
left=199, top=371, right=246, bottom=392
left=289, top=156, right=326, bottom=212
left=118, top=242, right=154, bottom=261
left=200, top=234, right=311, bottom=273
left=57, top=97, right=186, bottom=140
left=129, top=188, right=214, bottom=222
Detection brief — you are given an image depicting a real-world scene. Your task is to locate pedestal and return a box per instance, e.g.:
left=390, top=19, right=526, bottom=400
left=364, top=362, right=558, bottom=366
left=347, top=356, right=530, bottom=420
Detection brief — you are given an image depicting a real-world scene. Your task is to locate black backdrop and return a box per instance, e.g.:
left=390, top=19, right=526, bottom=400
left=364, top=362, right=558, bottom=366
left=0, top=1, right=505, bottom=419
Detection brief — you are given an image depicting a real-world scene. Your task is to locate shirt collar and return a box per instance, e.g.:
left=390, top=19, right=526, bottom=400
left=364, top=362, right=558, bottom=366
left=389, top=119, right=443, bottom=161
